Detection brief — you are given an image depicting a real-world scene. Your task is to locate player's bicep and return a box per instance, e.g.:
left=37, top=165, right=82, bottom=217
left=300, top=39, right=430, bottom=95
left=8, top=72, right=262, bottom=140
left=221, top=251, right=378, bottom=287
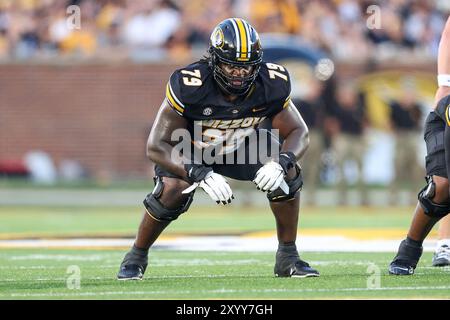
left=438, top=17, right=450, bottom=76
left=271, top=100, right=308, bottom=139
left=148, top=99, right=189, bottom=149
left=435, top=17, right=450, bottom=107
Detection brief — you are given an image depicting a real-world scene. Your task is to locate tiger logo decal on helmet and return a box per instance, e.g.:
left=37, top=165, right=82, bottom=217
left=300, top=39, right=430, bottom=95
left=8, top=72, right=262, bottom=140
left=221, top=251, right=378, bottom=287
left=211, top=27, right=224, bottom=49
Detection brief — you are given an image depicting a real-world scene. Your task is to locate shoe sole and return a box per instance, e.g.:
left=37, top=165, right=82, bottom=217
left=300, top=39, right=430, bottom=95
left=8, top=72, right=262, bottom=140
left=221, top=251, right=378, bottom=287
left=117, top=277, right=143, bottom=281
left=291, top=274, right=320, bottom=278
left=388, top=270, right=413, bottom=275
left=389, top=272, right=412, bottom=275
left=275, top=273, right=320, bottom=278
left=432, top=262, right=450, bottom=267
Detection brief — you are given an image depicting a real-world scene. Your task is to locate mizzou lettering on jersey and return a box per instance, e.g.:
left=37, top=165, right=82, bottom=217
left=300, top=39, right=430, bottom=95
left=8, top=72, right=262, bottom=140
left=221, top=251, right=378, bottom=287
left=202, top=116, right=266, bottom=129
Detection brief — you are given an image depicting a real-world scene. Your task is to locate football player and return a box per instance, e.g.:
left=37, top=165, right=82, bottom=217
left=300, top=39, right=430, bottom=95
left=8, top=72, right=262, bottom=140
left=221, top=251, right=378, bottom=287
left=117, top=18, right=319, bottom=280
left=389, top=16, right=450, bottom=275
left=432, top=215, right=450, bottom=267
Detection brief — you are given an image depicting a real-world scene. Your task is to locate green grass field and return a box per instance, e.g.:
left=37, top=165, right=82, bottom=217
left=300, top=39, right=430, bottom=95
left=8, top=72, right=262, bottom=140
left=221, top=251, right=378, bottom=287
left=0, top=204, right=449, bottom=299
left=0, top=205, right=417, bottom=237
left=1, top=249, right=449, bottom=299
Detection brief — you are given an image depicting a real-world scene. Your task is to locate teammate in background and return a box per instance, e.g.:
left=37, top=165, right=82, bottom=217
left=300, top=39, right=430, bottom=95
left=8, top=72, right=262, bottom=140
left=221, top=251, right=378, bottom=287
left=388, top=82, right=423, bottom=205
left=293, top=80, right=326, bottom=206
left=389, top=16, right=450, bottom=275
left=329, top=81, right=368, bottom=206
left=117, top=18, right=319, bottom=280
left=433, top=215, right=450, bottom=266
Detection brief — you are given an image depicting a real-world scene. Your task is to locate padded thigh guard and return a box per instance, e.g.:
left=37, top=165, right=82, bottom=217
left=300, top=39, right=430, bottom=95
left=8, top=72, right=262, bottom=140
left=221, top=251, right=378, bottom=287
left=143, top=177, right=194, bottom=221
left=418, top=176, right=450, bottom=218
left=267, top=164, right=303, bottom=202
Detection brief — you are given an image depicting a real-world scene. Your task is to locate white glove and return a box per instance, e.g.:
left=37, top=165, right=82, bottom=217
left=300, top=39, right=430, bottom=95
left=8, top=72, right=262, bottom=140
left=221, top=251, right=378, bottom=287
left=182, top=171, right=233, bottom=205
left=253, top=161, right=289, bottom=194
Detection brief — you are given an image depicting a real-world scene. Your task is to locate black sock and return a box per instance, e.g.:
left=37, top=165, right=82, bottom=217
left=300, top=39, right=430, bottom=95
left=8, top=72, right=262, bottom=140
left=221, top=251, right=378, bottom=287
left=132, top=244, right=149, bottom=255
left=406, top=236, right=423, bottom=247
left=278, top=242, right=297, bottom=254
left=121, top=244, right=149, bottom=266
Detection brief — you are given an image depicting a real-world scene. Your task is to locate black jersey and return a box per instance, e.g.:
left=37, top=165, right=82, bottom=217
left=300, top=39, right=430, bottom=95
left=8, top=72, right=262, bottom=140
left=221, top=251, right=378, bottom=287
left=165, top=60, right=291, bottom=154
left=436, top=94, right=450, bottom=126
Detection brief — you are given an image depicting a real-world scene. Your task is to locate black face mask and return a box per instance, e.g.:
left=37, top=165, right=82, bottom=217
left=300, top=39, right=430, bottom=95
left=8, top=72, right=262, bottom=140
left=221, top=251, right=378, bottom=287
left=211, top=57, right=260, bottom=96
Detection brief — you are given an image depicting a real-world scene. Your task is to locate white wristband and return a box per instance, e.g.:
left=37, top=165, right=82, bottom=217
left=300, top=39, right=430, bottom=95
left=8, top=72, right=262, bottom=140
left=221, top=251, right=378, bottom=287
left=438, top=74, right=450, bottom=87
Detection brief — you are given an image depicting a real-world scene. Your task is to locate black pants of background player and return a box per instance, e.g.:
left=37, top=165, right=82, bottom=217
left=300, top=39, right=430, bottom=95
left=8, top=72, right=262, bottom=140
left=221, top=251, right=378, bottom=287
left=424, top=111, right=447, bottom=180
left=399, top=111, right=449, bottom=244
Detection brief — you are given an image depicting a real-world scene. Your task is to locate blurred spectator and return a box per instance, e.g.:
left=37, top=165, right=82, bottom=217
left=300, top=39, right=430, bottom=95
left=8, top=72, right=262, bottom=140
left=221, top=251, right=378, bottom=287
left=0, top=0, right=446, bottom=61
left=122, top=0, right=181, bottom=61
left=0, top=9, right=10, bottom=58
left=248, top=0, right=300, bottom=34
left=123, top=0, right=180, bottom=48
left=59, top=20, right=97, bottom=56
left=329, top=81, right=369, bottom=206
left=181, top=0, right=233, bottom=51
left=59, top=159, right=89, bottom=182
left=295, top=80, right=326, bottom=206
left=388, top=79, right=424, bottom=204
left=24, top=150, right=57, bottom=184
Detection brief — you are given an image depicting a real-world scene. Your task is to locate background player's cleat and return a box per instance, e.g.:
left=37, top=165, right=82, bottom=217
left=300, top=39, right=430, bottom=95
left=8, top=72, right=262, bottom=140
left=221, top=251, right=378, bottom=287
left=432, top=245, right=450, bottom=267
left=275, top=258, right=320, bottom=278
left=388, top=260, right=415, bottom=275
left=117, top=264, right=146, bottom=280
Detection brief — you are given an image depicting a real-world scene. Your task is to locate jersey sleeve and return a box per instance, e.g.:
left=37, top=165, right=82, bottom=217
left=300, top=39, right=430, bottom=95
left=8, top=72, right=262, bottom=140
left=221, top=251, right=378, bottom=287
left=268, top=94, right=292, bottom=118
left=165, top=71, right=186, bottom=117
left=262, top=62, right=292, bottom=117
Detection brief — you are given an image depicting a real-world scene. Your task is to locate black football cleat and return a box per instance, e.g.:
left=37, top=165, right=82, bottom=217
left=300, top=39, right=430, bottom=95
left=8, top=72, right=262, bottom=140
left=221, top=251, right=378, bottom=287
left=275, top=258, right=319, bottom=278
left=117, top=264, right=146, bottom=281
left=388, top=239, right=422, bottom=275
left=388, top=260, right=415, bottom=275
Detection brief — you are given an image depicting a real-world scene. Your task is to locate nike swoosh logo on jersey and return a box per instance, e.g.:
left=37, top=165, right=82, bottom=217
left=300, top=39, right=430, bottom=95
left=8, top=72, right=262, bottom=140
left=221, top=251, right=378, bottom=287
left=252, top=107, right=266, bottom=112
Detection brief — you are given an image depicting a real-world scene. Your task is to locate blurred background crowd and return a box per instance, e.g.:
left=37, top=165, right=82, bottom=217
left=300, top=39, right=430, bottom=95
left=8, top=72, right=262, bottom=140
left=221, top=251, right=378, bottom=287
left=0, top=0, right=449, bottom=62
left=1, top=0, right=450, bottom=206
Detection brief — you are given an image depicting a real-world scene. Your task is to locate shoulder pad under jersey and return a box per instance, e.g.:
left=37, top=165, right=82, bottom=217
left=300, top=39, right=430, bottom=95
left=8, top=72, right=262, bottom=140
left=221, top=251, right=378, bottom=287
left=166, top=61, right=212, bottom=117
left=258, top=61, right=292, bottom=116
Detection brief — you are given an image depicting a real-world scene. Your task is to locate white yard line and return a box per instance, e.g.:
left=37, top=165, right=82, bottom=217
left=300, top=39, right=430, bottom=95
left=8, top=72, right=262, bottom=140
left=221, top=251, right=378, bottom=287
left=0, top=236, right=439, bottom=252
left=9, top=254, right=106, bottom=261
left=2, top=286, right=450, bottom=298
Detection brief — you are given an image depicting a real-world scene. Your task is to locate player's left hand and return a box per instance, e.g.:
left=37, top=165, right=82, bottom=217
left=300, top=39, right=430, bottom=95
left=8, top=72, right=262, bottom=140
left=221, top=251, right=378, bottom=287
left=253, top=161, right=289, bottom=193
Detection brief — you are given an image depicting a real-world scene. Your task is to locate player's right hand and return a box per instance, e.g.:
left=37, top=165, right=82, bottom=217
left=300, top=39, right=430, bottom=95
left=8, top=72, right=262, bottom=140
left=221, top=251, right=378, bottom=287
left=253, top=161, right=289, bottom=194
left=183, top=164, right=234, bottom=205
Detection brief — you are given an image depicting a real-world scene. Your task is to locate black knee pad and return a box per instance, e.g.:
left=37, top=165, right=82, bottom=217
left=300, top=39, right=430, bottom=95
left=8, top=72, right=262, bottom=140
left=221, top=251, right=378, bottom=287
left=143, top=177, right=194, bottom=221
left=267, top=164, right=303, bottom=202
left=418, top=176, right=450, bottom=218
